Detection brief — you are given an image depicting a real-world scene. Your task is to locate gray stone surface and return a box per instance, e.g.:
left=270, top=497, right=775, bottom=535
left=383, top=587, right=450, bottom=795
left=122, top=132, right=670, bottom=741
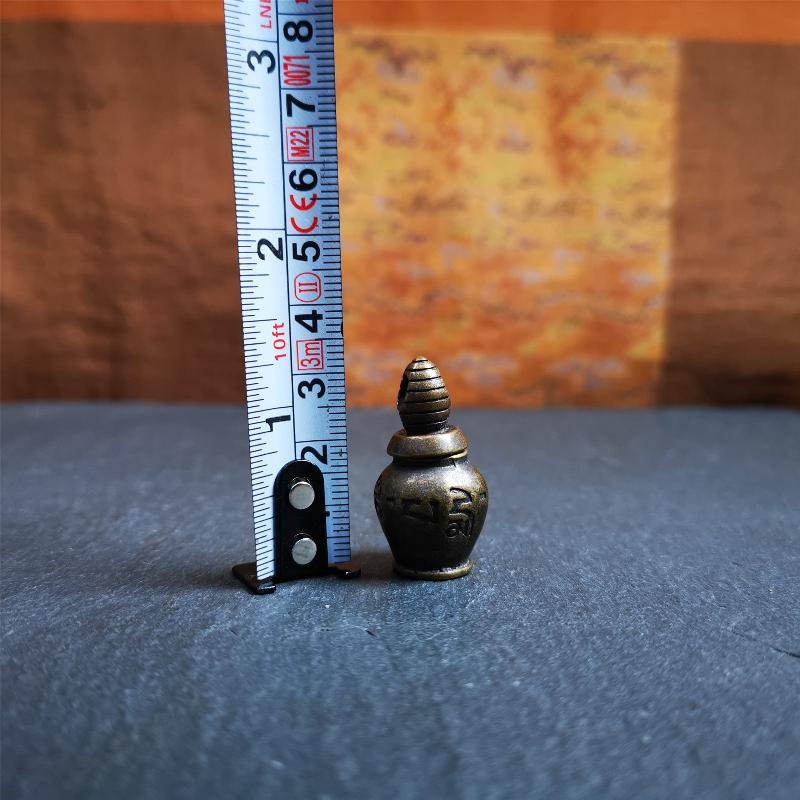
left=2, top=404, right=799, bottom=800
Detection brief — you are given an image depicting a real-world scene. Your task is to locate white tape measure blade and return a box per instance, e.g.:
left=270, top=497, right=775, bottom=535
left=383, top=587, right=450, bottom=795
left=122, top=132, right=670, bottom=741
left=224, top=0, right=350, bottom=581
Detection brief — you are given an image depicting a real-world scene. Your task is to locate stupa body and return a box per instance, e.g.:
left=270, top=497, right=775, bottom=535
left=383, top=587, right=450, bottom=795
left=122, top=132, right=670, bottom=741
left=374, top=357, right=489, bottom=580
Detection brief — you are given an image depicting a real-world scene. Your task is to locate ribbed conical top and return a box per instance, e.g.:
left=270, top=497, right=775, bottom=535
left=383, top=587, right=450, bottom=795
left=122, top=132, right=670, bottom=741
left=397, top=357, right=451, bottom=435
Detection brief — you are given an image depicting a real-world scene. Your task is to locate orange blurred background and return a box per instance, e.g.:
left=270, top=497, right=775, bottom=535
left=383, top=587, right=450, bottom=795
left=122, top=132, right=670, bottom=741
left=2, top=1, right=799, bottom=406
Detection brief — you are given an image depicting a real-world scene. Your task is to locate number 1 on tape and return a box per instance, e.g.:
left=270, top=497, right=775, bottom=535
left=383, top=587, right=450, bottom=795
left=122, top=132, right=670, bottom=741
left=223, top=0, right=358, bottom=593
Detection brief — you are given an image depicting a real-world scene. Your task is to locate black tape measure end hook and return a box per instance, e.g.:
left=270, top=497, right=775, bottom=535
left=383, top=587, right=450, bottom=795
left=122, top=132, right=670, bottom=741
left=233, top=460, right=360, bottom=594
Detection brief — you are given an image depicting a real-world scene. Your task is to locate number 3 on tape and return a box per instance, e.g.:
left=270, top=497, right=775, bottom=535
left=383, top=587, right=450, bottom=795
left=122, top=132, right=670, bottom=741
left=223, top=0, right=359, bottom=593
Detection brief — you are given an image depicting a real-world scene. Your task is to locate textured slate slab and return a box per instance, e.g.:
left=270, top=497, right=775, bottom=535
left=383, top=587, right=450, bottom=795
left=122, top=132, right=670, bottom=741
left=2, top=405, right=799, bottom=800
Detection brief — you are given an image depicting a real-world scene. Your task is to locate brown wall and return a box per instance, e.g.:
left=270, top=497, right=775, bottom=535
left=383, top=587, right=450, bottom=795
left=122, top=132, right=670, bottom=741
left=663, top=42, right=800, bottom=405
left=4, top=0, right=800, bottom=42
left=2, top=2, right=799, bottom=406
left=2, top=20, right=241, bottom=401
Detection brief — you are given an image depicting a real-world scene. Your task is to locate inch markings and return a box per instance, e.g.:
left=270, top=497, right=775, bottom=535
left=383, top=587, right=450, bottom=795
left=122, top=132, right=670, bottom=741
left=223, top=0, right=350, bottom=580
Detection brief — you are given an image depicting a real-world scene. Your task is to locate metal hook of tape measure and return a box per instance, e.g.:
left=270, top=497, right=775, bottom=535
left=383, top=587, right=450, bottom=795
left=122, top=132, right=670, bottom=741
left=233, top=460, right=360, bottom=594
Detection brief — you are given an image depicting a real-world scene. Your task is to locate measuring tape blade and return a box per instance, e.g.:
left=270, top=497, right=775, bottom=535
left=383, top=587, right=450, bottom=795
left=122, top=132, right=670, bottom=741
left=223, top=0, right=350, bottom=583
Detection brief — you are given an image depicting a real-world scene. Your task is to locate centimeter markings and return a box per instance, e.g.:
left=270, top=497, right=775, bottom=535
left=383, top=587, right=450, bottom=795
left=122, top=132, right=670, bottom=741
left=223, top=0, right=350, bottom=580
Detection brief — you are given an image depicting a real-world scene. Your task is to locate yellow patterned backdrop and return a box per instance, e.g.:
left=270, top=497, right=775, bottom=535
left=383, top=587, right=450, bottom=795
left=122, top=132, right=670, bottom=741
left=336, top=30, right=677, bottom=406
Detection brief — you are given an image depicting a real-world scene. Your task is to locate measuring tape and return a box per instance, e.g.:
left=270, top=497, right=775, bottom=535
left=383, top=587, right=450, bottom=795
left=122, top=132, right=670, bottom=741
left=223, top=0, right=357, bottom=592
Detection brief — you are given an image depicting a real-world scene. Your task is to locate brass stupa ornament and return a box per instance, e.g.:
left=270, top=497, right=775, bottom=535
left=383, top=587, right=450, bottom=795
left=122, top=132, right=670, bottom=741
left=374, top=357, right=489, bottom=580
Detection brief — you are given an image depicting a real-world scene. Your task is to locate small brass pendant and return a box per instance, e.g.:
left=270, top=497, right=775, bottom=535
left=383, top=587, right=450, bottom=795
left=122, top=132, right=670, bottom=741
left=374, top=357, right=489, bottom=580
